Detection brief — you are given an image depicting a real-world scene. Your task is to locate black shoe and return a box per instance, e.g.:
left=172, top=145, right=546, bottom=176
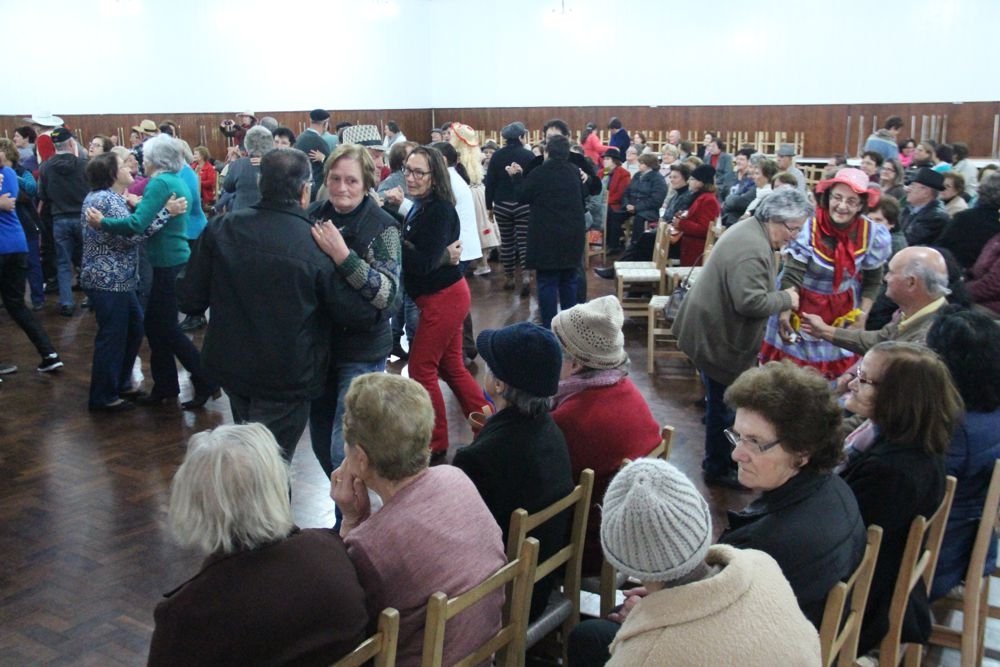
left=703, top=469, right=748, bottom=491
left=44, top=282, right=59, bottom=294
left=135, top=393, right=177, bottom=407
left=89, top=400, right=136, bottom=413
left=182, top=387, right=222, bottom=410
left=120, top=389, right=148, bottom=401
left=179, top=315, right=207, bottom=332
left=390, top=340, right=409, bottom=361
left=59, top=305, right=75, bottom=317
left=520, top=283, right=531, bottom=297
left=593, top=267, right=615, bottom=280
left=37, top=354, right=64, bottom=372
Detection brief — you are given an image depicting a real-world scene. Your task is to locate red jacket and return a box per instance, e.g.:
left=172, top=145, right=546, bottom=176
left=581, top=133, right=608, bottom=165
left=599, top=166, right=631, bottom=211
left=193, top=160, right=217, bottom=206
left=676, top=190, right=721, bottom=266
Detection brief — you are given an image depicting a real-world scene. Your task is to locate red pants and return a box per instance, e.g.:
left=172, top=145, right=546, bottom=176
left=411, top=279, right=484, bottom=453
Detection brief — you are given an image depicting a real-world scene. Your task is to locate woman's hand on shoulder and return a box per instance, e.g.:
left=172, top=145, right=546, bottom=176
left=311, top=220, right=350, bottom=264
left=165, top=194, right=188, bottom=216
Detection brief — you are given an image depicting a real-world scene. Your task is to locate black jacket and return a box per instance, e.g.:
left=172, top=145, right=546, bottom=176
left=293, top=130, right=329, bottom=201
left=452, top=407, right=573, bottom=621
left=935, top=204, right=1000, bottom=269
left=901, top=200, right=949, bottom=246
left=178, top=201, right=367, bottom=401
left=840, top=436, right=946, bottom=653
left=525, top=151, right=602, bottom=200
left=515, top=158, right=587, bottom=270
left=38, top=153, right=89, bottom=218
left=622, top=169, right=668, bottom=222
left=401, top=195, right=462, bottom=298
left=719, top=471, right=866, bottom=629
left=485, top=141, right=535, bottom=208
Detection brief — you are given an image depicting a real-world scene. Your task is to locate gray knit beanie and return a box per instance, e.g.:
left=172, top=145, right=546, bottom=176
left=600, top=459, right=711, bottom=582
left=551, top=295, right=628, bottom=370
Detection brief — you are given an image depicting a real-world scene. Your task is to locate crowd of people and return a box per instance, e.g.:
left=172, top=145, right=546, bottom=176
left=4, top=109, right=1000, bottom=665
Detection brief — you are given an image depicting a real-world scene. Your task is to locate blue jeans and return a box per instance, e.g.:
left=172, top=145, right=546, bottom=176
left=53, top=216, right=81, bottom=307
left=86, top=289, right=144, bottom=407
left=145, top=264, right=215, bottom=397
left=310, top=359, right=386, bottom=477
left=536, top=268, right=579, bottom=328
left=701, top=370, right=736, bottom=476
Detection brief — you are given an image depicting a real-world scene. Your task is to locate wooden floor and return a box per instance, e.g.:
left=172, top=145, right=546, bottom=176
left=0, top=261, right=994, bottom=665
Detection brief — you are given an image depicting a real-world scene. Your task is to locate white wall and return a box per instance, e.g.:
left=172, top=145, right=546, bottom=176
left=7, top=0, right=997, bottom=114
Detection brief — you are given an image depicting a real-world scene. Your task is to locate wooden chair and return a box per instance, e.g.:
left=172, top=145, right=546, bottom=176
left=332, top=608, right=400, bottom=667
left=505, top=469, right=594, bottom=665
left=616, top=223, right=670, bottom=318
left=420, top=537, right=539, bottom=667
left=818, top=526, right=883, bottom=667
left=596, top=429, right=675, bottom=616
left=878, top=476, right=957, bottom=667
left=646, top=265, right=703, bottom=374
left=928, top=460, right=1000, bottom=667
left=613, top=221, right=668, bottom=271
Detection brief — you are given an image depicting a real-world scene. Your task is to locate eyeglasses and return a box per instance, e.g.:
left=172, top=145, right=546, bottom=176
left=724, top=428, right=782, bottom=454
left=854, top=368, right=879, bottom=386
left=782, top=222, right=803, bottom=234
left=403, top=167, right=431, bottom=179
left=830, top=194, right=862, bottom=209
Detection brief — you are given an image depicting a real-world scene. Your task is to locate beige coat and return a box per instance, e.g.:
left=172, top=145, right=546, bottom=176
left=608, top=545, right=821, bottom=667
left=672, top=217, right=792, bottom=385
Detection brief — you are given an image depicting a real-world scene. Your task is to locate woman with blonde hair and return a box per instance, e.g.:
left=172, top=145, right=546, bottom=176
left=149, top=423, right=368, bottom=666
left=449, top=122, right=497, bottom=275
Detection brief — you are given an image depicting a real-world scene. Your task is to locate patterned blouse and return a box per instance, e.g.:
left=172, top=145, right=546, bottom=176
left=79, top=190, right=171, bottom=292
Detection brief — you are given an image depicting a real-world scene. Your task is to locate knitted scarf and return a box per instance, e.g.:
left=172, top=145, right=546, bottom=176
left=552, top=368, right=628, bottom=408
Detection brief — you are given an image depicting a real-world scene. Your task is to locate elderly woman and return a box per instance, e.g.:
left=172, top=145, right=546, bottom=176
left=942, top=172, right=969, bottom=217
left=306, top=144, right=401, bottom=480
left=673, top=188, right=811, bottom=489
left=840, top=341, right=961, bottom=654
left=622, top=145, right=640, bottom=176
left=191, top=145, right=217, bottom=211
left=719, top=361, right=866, bottom=627
left=88, top=135, right=112, bottom=158
left=86, top=134, right=218, bottom=408
left=332, top=373, right=506, bottom=667
left=670, top=164, right=721, bottom=266
left=926, top=306, right=1000, bottom=600
left=567, top=459, right=822, bottom=667
left=148, top=424, right=367, bottom=667
left=741, top=157, right=778, bottom=220
left=879, top=157, right=906, bottom=201
left=80, top=153, right=182, bottom=411
left=453, top=322, right=573, bottom=619
left=622, top=153, right=666, bottom=234
left=400, top=146, right=483, bottom=461
left=760, top=168, right=893, bottom=379
left=221, top=125, right=273, bottom=212
left=550, top=296, right=661, bottom=575
left=598, top=148, right=631, bottom=253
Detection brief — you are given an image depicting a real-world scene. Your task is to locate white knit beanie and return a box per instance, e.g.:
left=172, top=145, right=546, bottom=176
left=600, top=459, right=711, bottom=582
left=551, top=295, right=628, bottom=369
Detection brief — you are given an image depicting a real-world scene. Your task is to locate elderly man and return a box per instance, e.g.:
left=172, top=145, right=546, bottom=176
left=293, top=109, right=331, bottom=201
left=179, top=149, right=365, bottom=460
left=800, top=245, right=950, bottom=370
left=667, top=129, right=682, bottom=147
left=900, top=167, right=949, bottom=245
left=776, top=143, right=807, bottom=191
left=672, top=188, right=811, bottom=489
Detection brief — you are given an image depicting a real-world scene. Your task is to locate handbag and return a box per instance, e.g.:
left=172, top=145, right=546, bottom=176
left=663, top=259, right=702, bottom=321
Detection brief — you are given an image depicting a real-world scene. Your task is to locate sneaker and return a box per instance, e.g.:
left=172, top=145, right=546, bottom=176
left=473, top=264, right=491, bottom=276
left=37, top=354, right=64, bottom=372
left=0, top=363, right=17, bottom=375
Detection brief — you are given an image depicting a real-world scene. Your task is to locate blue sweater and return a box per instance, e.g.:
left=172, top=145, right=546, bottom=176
left=0, top=166, right=27, bottom=254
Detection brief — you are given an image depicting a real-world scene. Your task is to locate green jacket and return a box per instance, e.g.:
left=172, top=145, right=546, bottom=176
left=101, top=172, right=190, bottom=268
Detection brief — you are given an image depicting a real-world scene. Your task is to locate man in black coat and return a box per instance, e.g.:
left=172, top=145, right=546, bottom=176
left=900, top=167, right=949, bottom=246
left=293, top=108, right=331, bottom=201
left=179, top=149, right=364, bottom=460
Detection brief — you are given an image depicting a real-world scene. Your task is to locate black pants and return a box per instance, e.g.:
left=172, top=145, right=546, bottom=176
left=0, top=252, right=56, bottom=361
left=567, top=619, right=618, bottom=667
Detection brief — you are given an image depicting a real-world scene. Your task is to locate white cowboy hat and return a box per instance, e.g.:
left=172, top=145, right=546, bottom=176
left=24, top=112, right=64, bottom=127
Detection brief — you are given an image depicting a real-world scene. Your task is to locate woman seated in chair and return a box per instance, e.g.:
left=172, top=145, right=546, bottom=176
left=332, top=373, right=506, bottom=667
left=719, top=361, right=867, bottom=628
left=926, top=305, right=1000, bottom=600
left=567, top=459, right=821, bottom=667
left=670, top=164, right=721, bottom=266
left=550, top=296, right=662, bottom=577
left=839, top=341, right=962, bottom=654
left=148, top=424, right=368, bottom=667
left=453, top=321, right=573, bottom=620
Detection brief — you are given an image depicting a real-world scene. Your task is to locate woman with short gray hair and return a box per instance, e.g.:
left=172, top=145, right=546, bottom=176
left=222, top=124, right=274, bottom=212
left=148, top=423, right=368, bottom=667
left=86, top=134, right=218, bottom=409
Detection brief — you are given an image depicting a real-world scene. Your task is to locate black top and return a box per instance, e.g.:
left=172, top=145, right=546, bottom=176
left=401, top=195, right=462, bottom=298
left=935, top=204, right=1000, bottom=269
left=485, top=141, right=536, bottom=208
left=38, top=153, right=89, bottom=218
left=515, top=158, right=587, bottom=271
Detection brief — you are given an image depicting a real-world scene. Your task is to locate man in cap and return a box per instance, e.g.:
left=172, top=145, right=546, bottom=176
left=294, top=109, right=331, bottom=201
left=130, top=119, right=159, bottom=176
left=37, top=127, right=88, bottom=316
left=900, top=167, right=949, bottom=245
left=776, top=143, right=806, bottom=191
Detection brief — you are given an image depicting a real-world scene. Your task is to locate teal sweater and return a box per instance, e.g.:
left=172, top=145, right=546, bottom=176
left=101, top=171, right=191, bottom=267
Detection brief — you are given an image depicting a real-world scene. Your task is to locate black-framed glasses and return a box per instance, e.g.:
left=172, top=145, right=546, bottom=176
left=403, top=167, right=431, bottom=179
left=724, top=428, right=782, bottom=454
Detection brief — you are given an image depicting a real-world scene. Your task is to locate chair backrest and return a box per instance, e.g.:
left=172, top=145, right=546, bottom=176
left=644, top=425, right=675, bottom=462
left=702, top=217, right=721, bottom=257
left=653, top=223, right=671, bottom=272
left=960, top=460, right=1000, bottom=587
left=506, top=470, right=594, bottom=596
left=879, top=475, right=957, bottom=665
left=818, top=525, right=883, bottom=667
left=332, top=608, right=400, bottom=667
left=421, top=537, right=539, bottom=667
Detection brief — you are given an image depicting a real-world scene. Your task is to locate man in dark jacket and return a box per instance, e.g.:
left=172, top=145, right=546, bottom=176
left=900, top=167, right=949, bottom=246
left=37, top=127, right=88, bottom=315
left=178, top=149, right=363, bottom=460
left=513, top=134, right=587, bottom=328
left=293, top=108, right=331, bottom=201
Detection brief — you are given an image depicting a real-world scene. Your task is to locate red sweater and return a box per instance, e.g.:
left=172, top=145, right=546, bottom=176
left=551, top=377, right=661, bottom=576
left=676, top=190, right=721, bottom=266
left=599, top=166, right=631, bottom=211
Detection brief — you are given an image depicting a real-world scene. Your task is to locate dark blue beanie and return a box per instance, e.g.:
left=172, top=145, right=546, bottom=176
left=476, top=322, right=562, bottom=397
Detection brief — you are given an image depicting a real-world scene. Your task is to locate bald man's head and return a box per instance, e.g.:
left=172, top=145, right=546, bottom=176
left=885, top=246, right=950, bottom=311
